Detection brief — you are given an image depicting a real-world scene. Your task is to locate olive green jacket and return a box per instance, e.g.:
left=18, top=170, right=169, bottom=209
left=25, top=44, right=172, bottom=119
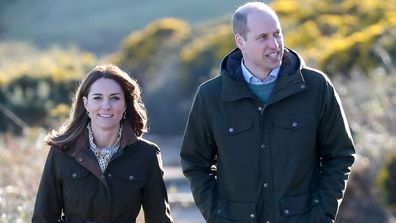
left=180, top=48, right=355, bottom=223
left=33, top=123, right=173, bottom=223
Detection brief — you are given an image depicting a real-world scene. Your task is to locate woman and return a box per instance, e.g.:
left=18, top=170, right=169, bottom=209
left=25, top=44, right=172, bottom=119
left=32, top=64, right=173, bottom=223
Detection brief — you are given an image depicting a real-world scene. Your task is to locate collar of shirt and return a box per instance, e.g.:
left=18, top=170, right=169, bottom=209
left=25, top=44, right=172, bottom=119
left=241, top=59, right=280, bottom=85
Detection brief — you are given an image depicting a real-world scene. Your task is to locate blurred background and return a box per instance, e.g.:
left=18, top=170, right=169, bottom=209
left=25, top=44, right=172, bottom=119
left=0, top=0, right=396, bottom=222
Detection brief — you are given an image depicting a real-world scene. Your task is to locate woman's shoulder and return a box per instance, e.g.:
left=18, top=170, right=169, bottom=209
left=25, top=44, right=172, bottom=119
left=129, top=137, right=160, bottom=154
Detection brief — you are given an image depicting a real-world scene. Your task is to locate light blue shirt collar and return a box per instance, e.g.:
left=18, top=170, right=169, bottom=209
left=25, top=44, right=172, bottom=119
left=241, top=59, right=280, bottom=85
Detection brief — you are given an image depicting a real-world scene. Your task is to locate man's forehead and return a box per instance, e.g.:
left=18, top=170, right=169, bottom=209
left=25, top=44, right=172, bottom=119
left=246, top=12, right=281, bottom=34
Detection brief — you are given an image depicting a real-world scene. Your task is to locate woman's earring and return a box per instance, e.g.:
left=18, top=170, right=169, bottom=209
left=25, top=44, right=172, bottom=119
left=123, top=112, right=127, bottom=119
left=87, top=112, right=91, bottom=118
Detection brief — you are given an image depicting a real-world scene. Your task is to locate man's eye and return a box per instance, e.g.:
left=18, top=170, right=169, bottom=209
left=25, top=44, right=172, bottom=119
left=258, top=35, right=267, bottom=40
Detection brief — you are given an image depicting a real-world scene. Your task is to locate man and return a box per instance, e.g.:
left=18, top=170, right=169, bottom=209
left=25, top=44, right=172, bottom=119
left=180, top=2, right=355, bottom=223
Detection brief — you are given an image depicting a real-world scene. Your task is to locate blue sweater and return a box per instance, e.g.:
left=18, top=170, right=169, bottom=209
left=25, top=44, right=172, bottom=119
left=247, top=81, right=276, bottom=104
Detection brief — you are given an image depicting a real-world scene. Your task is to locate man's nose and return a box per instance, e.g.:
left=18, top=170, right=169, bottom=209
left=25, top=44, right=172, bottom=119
left=268, top=36, right=279, bottom=48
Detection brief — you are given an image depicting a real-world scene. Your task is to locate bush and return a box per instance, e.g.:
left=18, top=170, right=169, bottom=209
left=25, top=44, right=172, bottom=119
left=0, top=42, right=97, bottom=133
left=376, top=151, right=396, bottom=215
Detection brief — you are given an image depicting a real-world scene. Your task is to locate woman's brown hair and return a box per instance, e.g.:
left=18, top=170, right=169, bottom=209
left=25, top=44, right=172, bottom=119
left=46, top=64, right=147, bottom=150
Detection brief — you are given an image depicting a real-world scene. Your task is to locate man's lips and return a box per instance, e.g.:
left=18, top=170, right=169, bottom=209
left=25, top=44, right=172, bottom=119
left=266, top=51, right=279, bottom=60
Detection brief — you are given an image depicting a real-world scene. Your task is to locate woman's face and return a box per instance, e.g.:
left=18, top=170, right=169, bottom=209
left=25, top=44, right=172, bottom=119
left=83, top=78, right=126, bottom=132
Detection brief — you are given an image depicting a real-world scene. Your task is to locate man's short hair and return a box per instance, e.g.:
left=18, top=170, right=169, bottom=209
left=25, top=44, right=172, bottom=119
left=232, top=2, right=278, bottom=39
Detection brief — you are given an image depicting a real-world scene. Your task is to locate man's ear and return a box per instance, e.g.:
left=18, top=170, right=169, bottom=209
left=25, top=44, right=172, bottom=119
left=235, top=34, right=244, bottom=50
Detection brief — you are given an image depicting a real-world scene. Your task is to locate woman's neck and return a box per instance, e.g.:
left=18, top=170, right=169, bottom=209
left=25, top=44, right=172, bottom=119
left=91, top=124, right=121, bottom=148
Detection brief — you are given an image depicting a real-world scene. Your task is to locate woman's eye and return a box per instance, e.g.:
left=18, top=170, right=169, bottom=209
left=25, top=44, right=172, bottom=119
left=93, top=97, right=102, bottom=100
left=111, top=97, right=120, bottom=100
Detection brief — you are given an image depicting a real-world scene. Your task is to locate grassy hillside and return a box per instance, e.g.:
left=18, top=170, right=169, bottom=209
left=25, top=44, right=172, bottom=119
left=0, top=0, right=248, bottom=54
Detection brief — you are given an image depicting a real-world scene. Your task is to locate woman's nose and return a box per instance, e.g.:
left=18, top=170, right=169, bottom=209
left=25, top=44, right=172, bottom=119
left=101, top=99, right=111, bottom=109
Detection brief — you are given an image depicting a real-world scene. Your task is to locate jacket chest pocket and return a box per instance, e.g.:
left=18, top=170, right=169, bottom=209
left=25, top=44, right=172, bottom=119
left=213, top=118, right=254, bottom=147
left=108, top=169, right=147, bottom=208
left=111, top=169, right=146, bottom=184
left=273, top=115, right=314, bottom=130
left=213, top=117, right=256, bottom=162
left=272, top=115, right=316, bottom=151
left=61, top=166, right=92, bottom=212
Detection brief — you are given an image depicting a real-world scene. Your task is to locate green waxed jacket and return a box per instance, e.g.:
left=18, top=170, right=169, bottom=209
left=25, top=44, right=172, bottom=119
left=32, top=123, right=173, bottom=223
left=180, top=48, right=355, bottom=223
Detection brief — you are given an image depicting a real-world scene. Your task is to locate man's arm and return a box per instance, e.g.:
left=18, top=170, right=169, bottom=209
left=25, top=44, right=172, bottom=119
left=317, top=77, right=355, bottom=221
left=180, top=90, right=218, bottom=222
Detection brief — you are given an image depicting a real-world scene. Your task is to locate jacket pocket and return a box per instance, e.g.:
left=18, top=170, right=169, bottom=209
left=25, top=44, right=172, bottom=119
left=279, top=192, right=321, bottom=223
left=111, top=169, right=146, bottom=182
left=215, top=200, right=257, bottom=222
left=273, top=115, right=314, bottom=130
left=225, top=118, right=253, bottom=136
left=272, top=115, right=316, bottom=159
left=109, top=169, right=146, bottom=210
left=61, top=166, right=91, bottom=214
left=62, top=166, right=89, bottom=180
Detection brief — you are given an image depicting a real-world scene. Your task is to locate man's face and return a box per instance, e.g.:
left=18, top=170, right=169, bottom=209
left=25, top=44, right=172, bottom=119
left=236, top=11, right=284, bottom=77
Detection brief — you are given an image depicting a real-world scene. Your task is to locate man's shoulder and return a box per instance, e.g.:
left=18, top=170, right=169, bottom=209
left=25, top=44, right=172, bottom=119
left=301, top=66, right=330, bottom=83
left=197, top=75, right=222, bottom=94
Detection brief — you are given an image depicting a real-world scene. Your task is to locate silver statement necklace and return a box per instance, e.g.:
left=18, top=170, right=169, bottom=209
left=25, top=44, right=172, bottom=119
left=87, top=122, right=123, bottom=173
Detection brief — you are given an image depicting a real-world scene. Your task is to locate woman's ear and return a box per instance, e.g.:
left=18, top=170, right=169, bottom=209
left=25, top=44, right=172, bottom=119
left=83, top=96, right=88, bottom=109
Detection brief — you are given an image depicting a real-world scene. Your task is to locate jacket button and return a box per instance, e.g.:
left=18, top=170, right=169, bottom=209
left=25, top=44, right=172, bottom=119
left=292, top=122, right=298, bottom=127
left=228, top=128, right=234, bottom=133
left=265, top=221, right=271, bottom=223
left=78, top=157, right=83, bottom=162
left=263, top=182, right=269, bottom=188
left=301, top=84, right=306, bottom=89
left=72, top=173, right=77, bottom=178
left=108, top=174, right=112, bottom=177
left=217, top=209, right=221, bottom=214
left=250, top=213, right=255, bottom=218
left=258, top=106, right=263, bottom=111
left=260, top=144, right=266, bottom=149
left=314, top=199, right=320, bottom=204
left=129, top=175, right=134, bottom=180
left=284, top=209, right=290, bottom=215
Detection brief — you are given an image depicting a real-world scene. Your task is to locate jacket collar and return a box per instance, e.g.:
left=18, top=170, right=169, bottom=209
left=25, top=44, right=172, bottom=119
left=220, top=47, right=307, bottom=104
left=65, top=121, right=138, bottom=190
left=66, top=120, right=138, bottom=156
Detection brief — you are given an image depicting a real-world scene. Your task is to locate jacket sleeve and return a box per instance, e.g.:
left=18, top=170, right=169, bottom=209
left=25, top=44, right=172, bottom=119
left=32, top=147, right=63, bottom=223
left=143, top=146, right=174, bottom=223
left=180, top=89, right=218, bottom=222
left=317, top=77, right=355, bottom=221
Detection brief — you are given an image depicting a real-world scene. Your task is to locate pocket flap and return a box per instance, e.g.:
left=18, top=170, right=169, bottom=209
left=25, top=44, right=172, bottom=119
left=112, top=169, right=146, bottom=182
left=226, top=119, right=253, bottom=135
left=62, top=167, right=89, bottom=179
left=274, top=115, right=314, bottom=129
left=217, top=200, right=257, bottom=221
left=279, top=192, right=319, bottom=216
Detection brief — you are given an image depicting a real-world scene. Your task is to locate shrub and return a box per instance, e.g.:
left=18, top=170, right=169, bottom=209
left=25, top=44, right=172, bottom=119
left=376, top=151, right=396, bottom=215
